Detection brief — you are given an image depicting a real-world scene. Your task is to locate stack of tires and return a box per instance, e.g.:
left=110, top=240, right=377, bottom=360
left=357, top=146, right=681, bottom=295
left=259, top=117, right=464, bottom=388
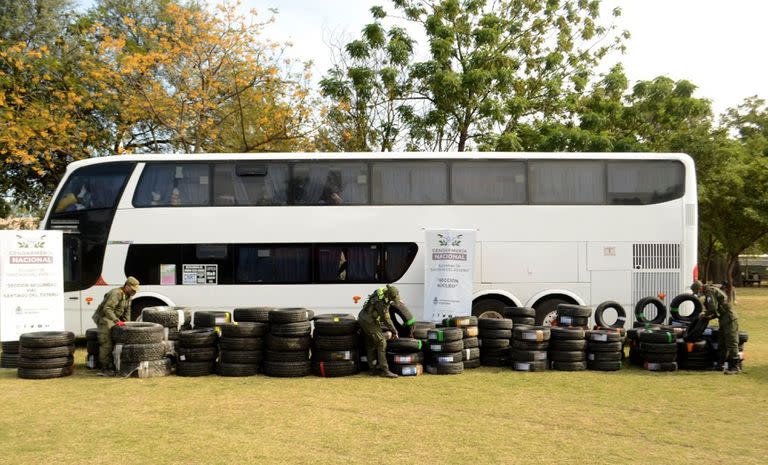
left=193, top=310, right=231, bottom=328
left=503, top=307, right=536, bottom=326
left=677, top=340, right=712, bottom=370
left=555, top=304, right=592, bottom=328
left=311, top=314, right=360, bottom=378
left=443, top=316, right=480, bottom=369
left=177, top=329, right=219, bottom=377
left=141, top=306, right=192, bottom=343
left=217, top=322, right=267, bottom=377
left=633, top=297, right=667, bottom=327
left=1, top=340, right=20, bottom=369
left=637, top=328, right=677, bottom=372
left=85, top=328, right=100, bottom=369
left=702, top=328, right=749, bottom=371
left=548, top=327, right=587, bottom=371
left=586, top=329, right=623, bottom=371
left=264, top=308, right=313, bottom=377
left=412, top=322, right=436, bottom=349
left=425, top=328, right=464, bottom=375
left=478, top=317, right=513, bottom=367
left=511, top=326, right=550, bottom=372
left=386, top=337, right=424, bottom=376
left=17, top=331, right=75, bottom=379
left=112, top=322, right=170, bottom=377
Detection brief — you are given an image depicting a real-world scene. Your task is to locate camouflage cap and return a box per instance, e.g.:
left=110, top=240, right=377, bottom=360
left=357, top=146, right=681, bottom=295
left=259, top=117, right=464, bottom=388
left=385, top=284, right=400, bottom=302
left=125, top=276, right=140, bottom=292
left=690, top=280, right=703, bottom=293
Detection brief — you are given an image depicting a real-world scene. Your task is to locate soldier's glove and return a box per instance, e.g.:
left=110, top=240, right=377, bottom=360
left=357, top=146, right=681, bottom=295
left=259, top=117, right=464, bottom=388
left=115, top=321, right=126, bottom=327
left=390, top=331, right=399, bottom=340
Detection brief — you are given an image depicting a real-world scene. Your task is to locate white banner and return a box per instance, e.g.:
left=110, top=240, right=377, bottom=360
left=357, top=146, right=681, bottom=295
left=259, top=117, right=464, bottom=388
left=424, top=229, right=476, bottom=322
left=0, top=230, right=64, bottom=341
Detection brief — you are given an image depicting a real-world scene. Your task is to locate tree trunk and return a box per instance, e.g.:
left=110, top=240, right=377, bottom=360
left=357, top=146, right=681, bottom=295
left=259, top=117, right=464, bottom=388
left=726, top=252, right=738, bottom=303
left=702, top=233, right=715, bottom=282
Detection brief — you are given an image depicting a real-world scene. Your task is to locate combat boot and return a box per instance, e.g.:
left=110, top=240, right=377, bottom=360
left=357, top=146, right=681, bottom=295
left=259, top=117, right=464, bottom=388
left=379, top=369, right=398, bottom=378
left=724, top=358, right=740, bottom=375
left=98, top=367, right=116, bottom=377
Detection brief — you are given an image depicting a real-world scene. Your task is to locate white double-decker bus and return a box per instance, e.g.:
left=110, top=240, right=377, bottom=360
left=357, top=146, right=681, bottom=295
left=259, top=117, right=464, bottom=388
left=42, top=152, right=698, bottom=335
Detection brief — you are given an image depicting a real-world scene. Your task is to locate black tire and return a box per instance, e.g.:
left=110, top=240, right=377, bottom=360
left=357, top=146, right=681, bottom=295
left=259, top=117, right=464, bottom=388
left=587, top=341, right=623, bottom=352
left=387, top=351, right=424, bottom=365
left=511, top=349, right=548, bottom=362
left=463, top=337, right=479, bottom=349
left=638, top=330, right=676, bottom=344
left=386, top=338, right=423, bottom=353
left=19, top=344, right=75, bottom=359
left=269, top=321, right=312, bottom=337
left=120, top=342, right=167, bottom=362
left=550, top=327, right=586, bottom=340
left=503, top=307, right=535, bottom=318
left=478, top=328, right=512, bottom=339
left=17, top=356, right=73, bottom=369
left=461, top=326, right=479, bottom=338
left=412, top=328, right=430, bottom=339
left=233, top=307, right=273, bottom=323
left=557, top=315, right=589, bottom=327
left=220, top=337, right=264, bottom=351
left=462, top=347, right=480, bottom=361
left=594, top=301, right=627, bottom=328
left=313, top=317, right=358, bottom=336
left=111, top=322, right=164, bottom=344
left=512, top=326, right=551, bottom=342
left=217, top=362, right=258, bottom=377
left=511, top=339, right=550, bottom=351
left=442, top=316, right=478, bottom=327
left=551, top=361, right=586, bottom=371
left=480, top=356, right=509, bottom=367
left=141, top=307, right=191, bottom=328
left=2, top=341, right=20, bottom=353
left=426, top=328, right=464, bottom=342
left=472, top=297, right=508, bottom=318
left=557, top=304, right=592, bottom=318
left=130, top=298, right=165, bottom=322
left=312, top=360, right=358, bottom=377
left=480, top=338, right=510, bottom=349
left=389, top=303, right=415, bottom=337
left=511, top=360, right=548, bottom=372
left=548, top=339, right=587, bottom=351
left=193, top=311, right=232, bottom=327
left=739, top=331, right=749, bottom=344
left=683, top=316, right=709, bottom=342
left=220, top=350, right=264, bottom=365
left=548, top=350, right=586, bottom=362
left=639, top=342, right=677, bottom=353
left=19, top=331, right=75, bottom=348
left=266, top=350, right=310, bottom=362
left=312, top=349, right=359, bottom=362
left=264, top=360, right=311, bottom=377
left=413, top=321, right=437, bottom=331
left=481, top=346, right=511, bottom=357
left=86, top=341, right=101, bottom=354
left=269, top=308, right=313, bottom=324
left=512, top=317, right=536, bottom=326
left=587, top=351, right=622, bottom=362
left=669, top=294, right=702, bottom=322
left=1, top=353, right=20, bottom=368
left=391, top=363, right=423, bottom=376
left=178, top=346, right=218, bottom=362
left=85, top=329, right=99, bottom=341
left=634, top=297, right=667, bottom=325
left=426, top=362, right=464, bottom=375
left=177, top=361, right=215, bottom=377
left=265, top=334, right=310, bottom=351
left=641, top=351, right=677, bottom=363
left=430, top=351, right=463, bottom=364
left=219, top=322, right=268, bottom=338
left=534, top=298, right=569, bottom=326
left=586, top=330, right=622, bottom=343
left=427, top=339, right=464, bottom=352
left=478, top=318, right=514, bottom=330
left=463, top=358, right=481, bottom=369
left=678, top=340, right=708, bottom=353
left=587, top=360, right=622, bottom=371
left=313, top=334, right=360, bottom=351
left=644, top=361, right=677, bottom=372
left=179, top=329, right=218, bottom=347
left=18, top=365, right=74, bottom=379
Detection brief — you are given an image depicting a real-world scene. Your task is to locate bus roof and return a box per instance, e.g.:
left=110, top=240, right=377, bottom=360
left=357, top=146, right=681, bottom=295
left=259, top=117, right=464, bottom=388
left=65, top=152, right=694, bottom=170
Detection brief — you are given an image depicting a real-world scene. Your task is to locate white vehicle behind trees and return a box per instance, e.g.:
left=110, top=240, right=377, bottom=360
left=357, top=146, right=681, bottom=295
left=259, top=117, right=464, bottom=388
left=42, top=152, right=698, bottom=335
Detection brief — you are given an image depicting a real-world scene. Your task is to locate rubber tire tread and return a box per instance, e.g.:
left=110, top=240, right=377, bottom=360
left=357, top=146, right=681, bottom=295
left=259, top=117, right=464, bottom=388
left=463, top=337, right=479, bottom=349
left=193, top=311, right=231, bottom=327
left=217, top=362, right=258, bottom=377
left=269, top=308, right=313, bottom=324
left=111, top=323, right=164, bottom=344
left=512, top=326, right=551, bottom=342
left=178, top=346, right=218, bottom=362
left=120, top=343, right=167, bottom=362
left=266, top=350, right=310, bottom=362
left=17, top=356, right=73, bottom=369
left=386, top=338, right=423, bottom=353
left=478, top=328, right=512, bottom=339
left=313, top=318, right=358, bottom=336
left=503, top=307, right=535, bottom=318
left=477, top=318, right=513, bottom=330
left=220, top=350, right=263, bottom=364
left=587, top=330, right=623, bottom=342
left=634, top=297, right=667, bottom=325
left=594, top=301, right=627, bottom=329
left=587, top=341, right=623, bottom=352
left=387, top=352, right=424, bottom=364
left=264, top=360, right=311, bottom=377
left=311, top=360, right=358, bottom=377
left=19, top=331, right=75, bottom=348
left=480, top=338, right=510, bottom=349
left=389, top=303, right=415, bottom=337
left=312, top=349, right=358, bottom=362
left=548, top=339, right=587, bottom=351
left=511, top=360, right=548, bottom=372
left=557, top=304, right=592, bottom=318
left=550, top=327, right=586, bottom=340
left=268, top=322, right=311, bottom=337
left=550, top=360, right=586, bottom=371
left=179, top=329, right=218, bottom=347
left=233, top=307, right=273, bottom=323
left=265, top=334, right=310, bottom=351
left=313, top=334, right=359, bottom=351
left=19, top=344, right=75, bottom=359
left=511, top=340, right=549, bottom=351
left=669, top=294, right=702, bottom=322
left=511, top=349, right=548, bottom=362
left=427, top=339, right=464, bottom=352
left=176, top=361, right=214, bottom=376
left=219, top=322, right=267, bottom=338
left=425, top=362, right=464, bottom=375
left=18, top=365, right=73, bottom=379
left=426, top=328, right=464, bottom=342
left=587, top=360, right=622, bottom=371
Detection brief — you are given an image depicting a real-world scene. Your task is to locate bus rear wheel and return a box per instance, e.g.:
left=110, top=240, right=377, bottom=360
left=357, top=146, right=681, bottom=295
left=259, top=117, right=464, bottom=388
left=472, top=297, right=508, bottom=319
left=131, top=298, right=166, bottom=322
left=534, top=298, right=569, bottom=326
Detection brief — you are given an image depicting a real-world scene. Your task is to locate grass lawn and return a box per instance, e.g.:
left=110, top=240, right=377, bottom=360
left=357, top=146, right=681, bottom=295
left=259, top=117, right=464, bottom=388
left=1, top=289, right=767, bottom=465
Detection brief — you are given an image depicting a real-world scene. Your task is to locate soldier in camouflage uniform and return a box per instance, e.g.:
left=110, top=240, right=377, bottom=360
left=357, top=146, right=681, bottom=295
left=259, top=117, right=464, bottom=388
left=358, top=284, right=401, bottom=378
left=691, top=280, right=740, bottom=374
left=92, top=277, right=139, bottom=376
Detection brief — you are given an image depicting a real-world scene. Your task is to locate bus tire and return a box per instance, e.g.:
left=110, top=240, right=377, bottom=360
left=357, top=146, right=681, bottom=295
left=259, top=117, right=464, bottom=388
left=219, top=322, right=268, bottom=338
left=269, top=308, right=313, bottom=324
left=178, top=329, right=218, bottom=347
left=217, top=362, right=258, bottom=377
left=264, top=360, right=311, bottom=377
left=1, top=353, right=20, bottom=368
left=111, top=322, right=164, bottom=345
left=178, top=346, right=218, bottom=362
left=634, top=297, right=667, bottom=325
left=120, top=343, right=167, bottom=362
left=503, top=307, right=536, bottom=318
left=548, top=339, right=587, bottom=351
left=550, top=360, right=586, bottom=371
left=477, top=329, right=512, bottom=339
left=669, top=294, right=702, bottom=322
left=19, top=331, right=75, bottom=348
left=313, top=317, right=358, bottom=336
left=269, top=322, right=311, bottom=337
left=472, top=297, right=508, bottom=318
left=266, top=350, right=310, bottom=362
left=19, top=344, right=75, bottom=359
left=17, top=356, right=74, bottom=369
left=312, top=360, right=358, bottom=377
left=587, top=341, right=623, bottom=352
left=463, top=337, right=479, bottom=349
left=425, top=362, right=464, bottom=375
left=18, top=366, right=74, bottom=379
left=389, top=303, right=415, bottom=337
left=233, top=307, right=274, bottom=323
left=220, top=337, right=264, bottom=351
left=386, top=338, right=423, bottom=353
left=478, top=318, right=513, bottom=330
left=557, top=304, right=592, bottom=318
left=594, top=301, right=627, bottom=328
left=266, top=334, right=310, bottom=351
left=219, top=350, right=264, bottom=365
left=313, top=334, right=360, bottom=351
left=548, top=350, right=586, bottom=362
left=534, top=298, right=569, bottom=326
left=176, top=361, right=215, bottom=377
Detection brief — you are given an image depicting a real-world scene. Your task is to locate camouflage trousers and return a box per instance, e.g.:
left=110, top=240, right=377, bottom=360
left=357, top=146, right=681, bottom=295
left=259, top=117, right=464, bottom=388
left=358, top=312, right=390, bottom=372
left=718, top=314, right=739, bottom=362
left=96, top=320, right=114, bottom=369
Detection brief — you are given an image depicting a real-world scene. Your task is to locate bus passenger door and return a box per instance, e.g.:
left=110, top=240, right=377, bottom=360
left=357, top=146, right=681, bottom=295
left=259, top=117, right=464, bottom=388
left=62, top=233, right=83, bottom=335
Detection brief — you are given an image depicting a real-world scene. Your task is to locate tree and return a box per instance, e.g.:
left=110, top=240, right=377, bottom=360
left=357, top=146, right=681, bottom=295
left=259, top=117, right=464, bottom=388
left=0, top=197, right=11, bottom=219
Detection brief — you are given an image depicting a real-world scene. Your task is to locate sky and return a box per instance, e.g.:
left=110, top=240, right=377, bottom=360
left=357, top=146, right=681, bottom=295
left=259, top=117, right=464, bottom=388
left=77, top=0, right=768, bottom=118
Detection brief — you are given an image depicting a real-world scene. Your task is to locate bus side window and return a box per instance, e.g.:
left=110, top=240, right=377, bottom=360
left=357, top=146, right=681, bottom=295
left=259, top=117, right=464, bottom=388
left=54, top=164, right=133, bottom=213
left=135, top=164, right=210, bottom=207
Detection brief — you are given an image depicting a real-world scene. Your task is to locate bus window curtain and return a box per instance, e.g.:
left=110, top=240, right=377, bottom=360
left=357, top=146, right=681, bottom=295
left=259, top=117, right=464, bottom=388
left=384, top=245, right=411, bottom=281
left=176, top=164, right=209, bottom=205
left=237, top=247, right=273, bottom=283
left=274, top=247, right=310, bottom=283
left=135, top=165, right=175, bottom=206
left=346, top=246, right=378, bottom=281
left=317, top=248, right=343, bottom=281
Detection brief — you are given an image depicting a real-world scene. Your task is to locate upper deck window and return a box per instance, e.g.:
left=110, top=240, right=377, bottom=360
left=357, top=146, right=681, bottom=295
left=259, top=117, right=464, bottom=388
left=53, top=163, right=134, bottom=214
left=452, top=161, right=527, bottom=204
left=293, top=162, right=368, bottom=205
left=372, top=161, right=448, bottom=205
left=529, top=160, right=606, bottom=204
left=607, top=161, right=685, bottom=205
left=134, top=163, right=210, bottom=207
left=213, top=162, right=289, bottom=206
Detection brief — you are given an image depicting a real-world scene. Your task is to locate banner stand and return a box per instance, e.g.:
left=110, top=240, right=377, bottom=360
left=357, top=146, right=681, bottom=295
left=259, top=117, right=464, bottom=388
left=423, top=229, right=476, bottom=322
